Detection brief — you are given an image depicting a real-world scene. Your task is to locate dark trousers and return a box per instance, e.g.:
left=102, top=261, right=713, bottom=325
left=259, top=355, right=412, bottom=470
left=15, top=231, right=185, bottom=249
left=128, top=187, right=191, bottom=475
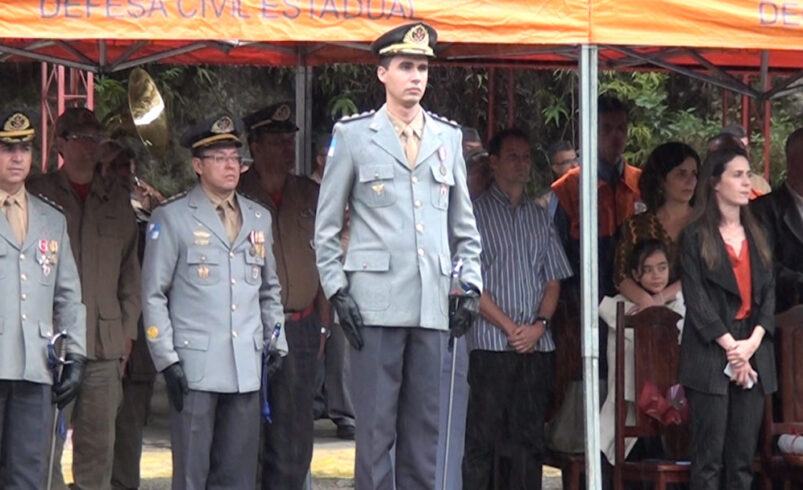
left=0, top=380, right=52, bottom=490
left=262, top=314, right=320, bottom=490
left=111, top=378, right=155, bottom=489
left=171, top=390, right=260, bottom=490
left=686, top=384, right=765, bottom=490
left=313, top=323, right=355, bottom=428
left=463, top=350, right=555, bottom=490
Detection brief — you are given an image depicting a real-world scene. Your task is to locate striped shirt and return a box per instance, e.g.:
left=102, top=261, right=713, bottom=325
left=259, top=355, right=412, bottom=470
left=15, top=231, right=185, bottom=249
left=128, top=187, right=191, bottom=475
left=468, top=183, right=572, bottom=352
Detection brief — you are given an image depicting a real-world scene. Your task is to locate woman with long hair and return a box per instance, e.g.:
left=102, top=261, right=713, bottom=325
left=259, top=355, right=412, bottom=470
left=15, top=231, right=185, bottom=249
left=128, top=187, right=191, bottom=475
left=613, top=142, right=700, bottom=310
left=679, top=147, right=777, bottom=489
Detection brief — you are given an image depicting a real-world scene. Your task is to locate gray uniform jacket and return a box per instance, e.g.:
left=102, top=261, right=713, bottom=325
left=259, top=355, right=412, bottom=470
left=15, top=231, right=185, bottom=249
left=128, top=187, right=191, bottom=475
left=0, top=193, right=86, bottom=384
left=315, top=105, right=482, bottom=330
left=142, top=185, right=286, bottom=394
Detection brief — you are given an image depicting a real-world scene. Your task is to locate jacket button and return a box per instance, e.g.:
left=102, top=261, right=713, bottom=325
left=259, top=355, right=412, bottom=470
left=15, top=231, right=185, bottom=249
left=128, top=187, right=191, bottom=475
left=417, top=248, right=424, bottom=257
left=231, top=304, right=237, bottom=311
left=20, top=294, right=26, bottom=301
left=20, top=274, right=26, bottom=281
left=229, top=252, right=235, bottom=259
left=21, top=314, right=27, bottom=320
left=231, top=278, right=236, bottom=285
left=201, top=256, right=207, bottom=262
left=19, top=254, right=25, bottom=261
left=412, top=176, right=419, bottom=184
left=362, top=263, right=367, bottom=270
left=183, top=340, right=189, bottom=346
left=414, top=200, right=422, bottom=208
left=416, top=224, right=424, bottom=233
left=232, top=331, right=238, bottom=338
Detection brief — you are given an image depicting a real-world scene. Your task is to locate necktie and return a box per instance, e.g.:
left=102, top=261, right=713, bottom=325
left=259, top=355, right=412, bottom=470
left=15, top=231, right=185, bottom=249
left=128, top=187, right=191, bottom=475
left=402, top=126, right=419, bottom=169
left=217, top=202, right=239, bottom=245
left=3, top=197, right=24, bottom=245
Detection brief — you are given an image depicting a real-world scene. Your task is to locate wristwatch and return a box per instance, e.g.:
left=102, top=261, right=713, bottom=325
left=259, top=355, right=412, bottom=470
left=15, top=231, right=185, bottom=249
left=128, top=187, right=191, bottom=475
left=535, top=316, right=550, bottom=329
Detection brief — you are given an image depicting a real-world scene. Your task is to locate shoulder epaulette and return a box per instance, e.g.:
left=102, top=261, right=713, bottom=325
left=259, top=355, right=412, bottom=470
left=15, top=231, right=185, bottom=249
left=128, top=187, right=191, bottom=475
left=426, top=111, right=460, bottom=128
left=154, top=190, right=189, bottom=209
left=34, top=193, right=64, bottom=213
left=338, top=110, right=375, bottom=123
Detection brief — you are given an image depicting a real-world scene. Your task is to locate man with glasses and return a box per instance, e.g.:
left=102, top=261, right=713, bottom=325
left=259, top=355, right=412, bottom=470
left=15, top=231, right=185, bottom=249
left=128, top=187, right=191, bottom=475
left=238, top=103, right=331, bottom=489
left=28, top=107, right=141, bottom=490
left=142, top=114, right=286, bottom=489
left=536, top=141, right=579, bottom=220
left=0, top=110, right=86, bottom=489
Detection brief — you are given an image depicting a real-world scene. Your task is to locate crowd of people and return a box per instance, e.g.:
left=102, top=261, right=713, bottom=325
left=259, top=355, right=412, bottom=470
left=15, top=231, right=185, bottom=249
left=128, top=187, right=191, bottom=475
left=0, top=19, right=800, bottom=490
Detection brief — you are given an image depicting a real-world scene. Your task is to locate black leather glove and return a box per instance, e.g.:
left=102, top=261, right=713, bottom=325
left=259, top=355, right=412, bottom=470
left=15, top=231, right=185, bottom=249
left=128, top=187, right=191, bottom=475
left=266, top=354, right=283, bottom=378
left=163, top=362, right=189, bottom=413
left=52, top=353, right=86, bottom=409
left=330, top=289, right=364, bottom=350
left=449, top=290, right=480, bottom=338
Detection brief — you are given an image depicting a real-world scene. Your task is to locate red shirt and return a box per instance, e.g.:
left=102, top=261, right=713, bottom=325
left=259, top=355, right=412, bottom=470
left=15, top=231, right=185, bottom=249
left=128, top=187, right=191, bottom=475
left=726, top=239, right=752, bottom=320
left=70, top=181, right=91, bottom=202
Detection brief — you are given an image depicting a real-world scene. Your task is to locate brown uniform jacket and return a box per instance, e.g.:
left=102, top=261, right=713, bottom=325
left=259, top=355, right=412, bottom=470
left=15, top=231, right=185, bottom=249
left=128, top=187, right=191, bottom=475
left=239, top=171, right=319, bottom=312
left=28, top=169, right=141, bottom=361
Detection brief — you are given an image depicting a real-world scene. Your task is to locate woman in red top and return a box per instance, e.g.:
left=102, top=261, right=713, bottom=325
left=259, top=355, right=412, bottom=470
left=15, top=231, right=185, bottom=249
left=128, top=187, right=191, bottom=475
left=678, top=147, right=776, bottom=490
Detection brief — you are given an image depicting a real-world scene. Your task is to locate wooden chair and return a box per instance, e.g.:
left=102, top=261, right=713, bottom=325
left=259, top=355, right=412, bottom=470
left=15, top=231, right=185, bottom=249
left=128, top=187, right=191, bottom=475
left=613, top=302, right=690, bottom=490
left=758, top=305, right=803, bottom=489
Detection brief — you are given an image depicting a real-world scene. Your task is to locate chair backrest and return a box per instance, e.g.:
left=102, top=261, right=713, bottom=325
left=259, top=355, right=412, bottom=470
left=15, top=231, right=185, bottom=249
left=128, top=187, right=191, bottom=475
left=775, top=305, right=803, bottom=424
left=614, top=302, right=683, bottom=456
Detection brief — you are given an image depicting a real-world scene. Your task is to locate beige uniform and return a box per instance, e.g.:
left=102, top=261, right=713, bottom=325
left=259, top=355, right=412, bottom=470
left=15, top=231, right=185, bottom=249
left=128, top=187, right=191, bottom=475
left=27, top=169, right=141, bottom=490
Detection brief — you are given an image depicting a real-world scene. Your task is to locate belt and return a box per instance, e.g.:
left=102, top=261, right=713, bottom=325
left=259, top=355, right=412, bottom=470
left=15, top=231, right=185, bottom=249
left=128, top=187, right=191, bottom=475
left=284, top=302, right=315, bottom=322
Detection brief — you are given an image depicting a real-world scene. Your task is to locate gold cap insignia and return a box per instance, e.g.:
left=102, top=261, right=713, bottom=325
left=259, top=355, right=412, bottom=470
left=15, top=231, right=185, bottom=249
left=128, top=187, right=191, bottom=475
left=272, top=104, right=291, bottom=122
left=211, top=116, right=235, bottom=134
left=405, top=25, right=428, bottom=45
left=5, top=113, right=30, bottom=132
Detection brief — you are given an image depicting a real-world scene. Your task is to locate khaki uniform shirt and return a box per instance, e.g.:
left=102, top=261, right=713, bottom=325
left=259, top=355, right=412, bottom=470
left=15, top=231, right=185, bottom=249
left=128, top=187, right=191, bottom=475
left=28, top=170, right=141, bottom=361
left=239, top=172, right=319, bottom=312
left=0, top=186, right=28, bottom=243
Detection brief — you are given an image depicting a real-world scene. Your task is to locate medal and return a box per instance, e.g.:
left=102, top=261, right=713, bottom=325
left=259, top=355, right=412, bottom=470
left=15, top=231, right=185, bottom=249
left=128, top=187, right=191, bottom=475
left=197, top=265, right=209, bottom=280
left=39, top=240, right=47, bottom=254
left=42, top=263, right=51, bottom=277
left=252, top=266, right=260, bottom=280
left=438, top=146, right=447, bottom=162
left=372, top=183, right=385, bottom=196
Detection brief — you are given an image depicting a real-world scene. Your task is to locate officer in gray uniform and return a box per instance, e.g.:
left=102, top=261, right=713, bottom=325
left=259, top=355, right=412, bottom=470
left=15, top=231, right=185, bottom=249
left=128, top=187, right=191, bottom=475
left=315, top=23, right=482, bottom=489
left=141, top=114, right=287, bottom=490
left=0, top=110, right=86, bottom=489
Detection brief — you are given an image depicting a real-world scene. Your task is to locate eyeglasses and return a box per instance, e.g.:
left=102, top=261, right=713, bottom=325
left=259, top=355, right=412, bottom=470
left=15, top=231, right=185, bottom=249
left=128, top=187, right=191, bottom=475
left=199, top=154, right=253, bottom=167
left=64, top=133, right=101, bottom=142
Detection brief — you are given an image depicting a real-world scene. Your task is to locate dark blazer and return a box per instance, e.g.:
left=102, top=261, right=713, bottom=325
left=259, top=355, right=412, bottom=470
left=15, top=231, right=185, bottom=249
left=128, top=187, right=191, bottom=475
left=678, top=222, right=777, bottom=395
left=751, top=183, right=803, bottom=312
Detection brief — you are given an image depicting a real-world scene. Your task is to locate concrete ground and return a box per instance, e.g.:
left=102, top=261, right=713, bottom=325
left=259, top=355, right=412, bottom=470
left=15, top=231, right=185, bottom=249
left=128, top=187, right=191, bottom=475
left=61, top=379, right=562, bottom=489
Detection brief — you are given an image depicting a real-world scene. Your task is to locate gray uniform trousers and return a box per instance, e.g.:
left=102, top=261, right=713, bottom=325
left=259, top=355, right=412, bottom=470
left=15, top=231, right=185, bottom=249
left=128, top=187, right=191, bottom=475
left=351, top=326, right=448, bottom=490
left=0, top=381, right=52, bottom=490
left=434, top=337, right=468, bottom=490
left=171, top=390, right=260, bottom=490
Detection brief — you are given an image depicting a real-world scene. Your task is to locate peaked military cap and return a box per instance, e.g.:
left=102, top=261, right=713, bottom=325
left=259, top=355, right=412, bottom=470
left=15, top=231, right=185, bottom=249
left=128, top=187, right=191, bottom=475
left=0, top=111, right=35, bottom=144
left=55, top=107, right=100, bottom=137
left=180, top=114, right=243, bottom=150
left=371, top=22, right=437, bottom=58
left=242, top=102, right=299, bottom=135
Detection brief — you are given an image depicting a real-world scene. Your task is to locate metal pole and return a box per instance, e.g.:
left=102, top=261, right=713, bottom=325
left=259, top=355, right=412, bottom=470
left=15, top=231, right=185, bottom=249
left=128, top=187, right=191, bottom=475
left=579, top=44, right=602, bottom=490
left=487, top=67, right=495, bottom=139
left=763, top=77, right=772, bottom=182
left=441, top=339, right=459, bottom=490
left=295, top=51, right=312, bottom=176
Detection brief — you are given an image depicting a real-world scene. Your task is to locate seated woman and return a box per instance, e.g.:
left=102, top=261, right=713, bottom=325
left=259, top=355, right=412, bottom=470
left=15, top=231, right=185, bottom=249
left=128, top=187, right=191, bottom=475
left=599, top=239, right=686, bottom=464
left=614, top=142, right=700, bottom=308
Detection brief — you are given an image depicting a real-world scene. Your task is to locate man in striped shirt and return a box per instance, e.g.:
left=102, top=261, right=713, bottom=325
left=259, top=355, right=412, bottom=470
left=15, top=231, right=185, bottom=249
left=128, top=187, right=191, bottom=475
left=462, top=128, right=572, bottom=489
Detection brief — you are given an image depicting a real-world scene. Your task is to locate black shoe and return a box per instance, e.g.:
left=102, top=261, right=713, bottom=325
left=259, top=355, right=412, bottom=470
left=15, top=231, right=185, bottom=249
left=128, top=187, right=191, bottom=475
left=336, top=424, right=355, bottom=440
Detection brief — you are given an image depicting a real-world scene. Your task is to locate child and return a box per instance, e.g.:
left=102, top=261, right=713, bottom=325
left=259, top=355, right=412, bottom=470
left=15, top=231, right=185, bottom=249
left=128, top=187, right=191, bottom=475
left=599, top=239, right=686, bottom=464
